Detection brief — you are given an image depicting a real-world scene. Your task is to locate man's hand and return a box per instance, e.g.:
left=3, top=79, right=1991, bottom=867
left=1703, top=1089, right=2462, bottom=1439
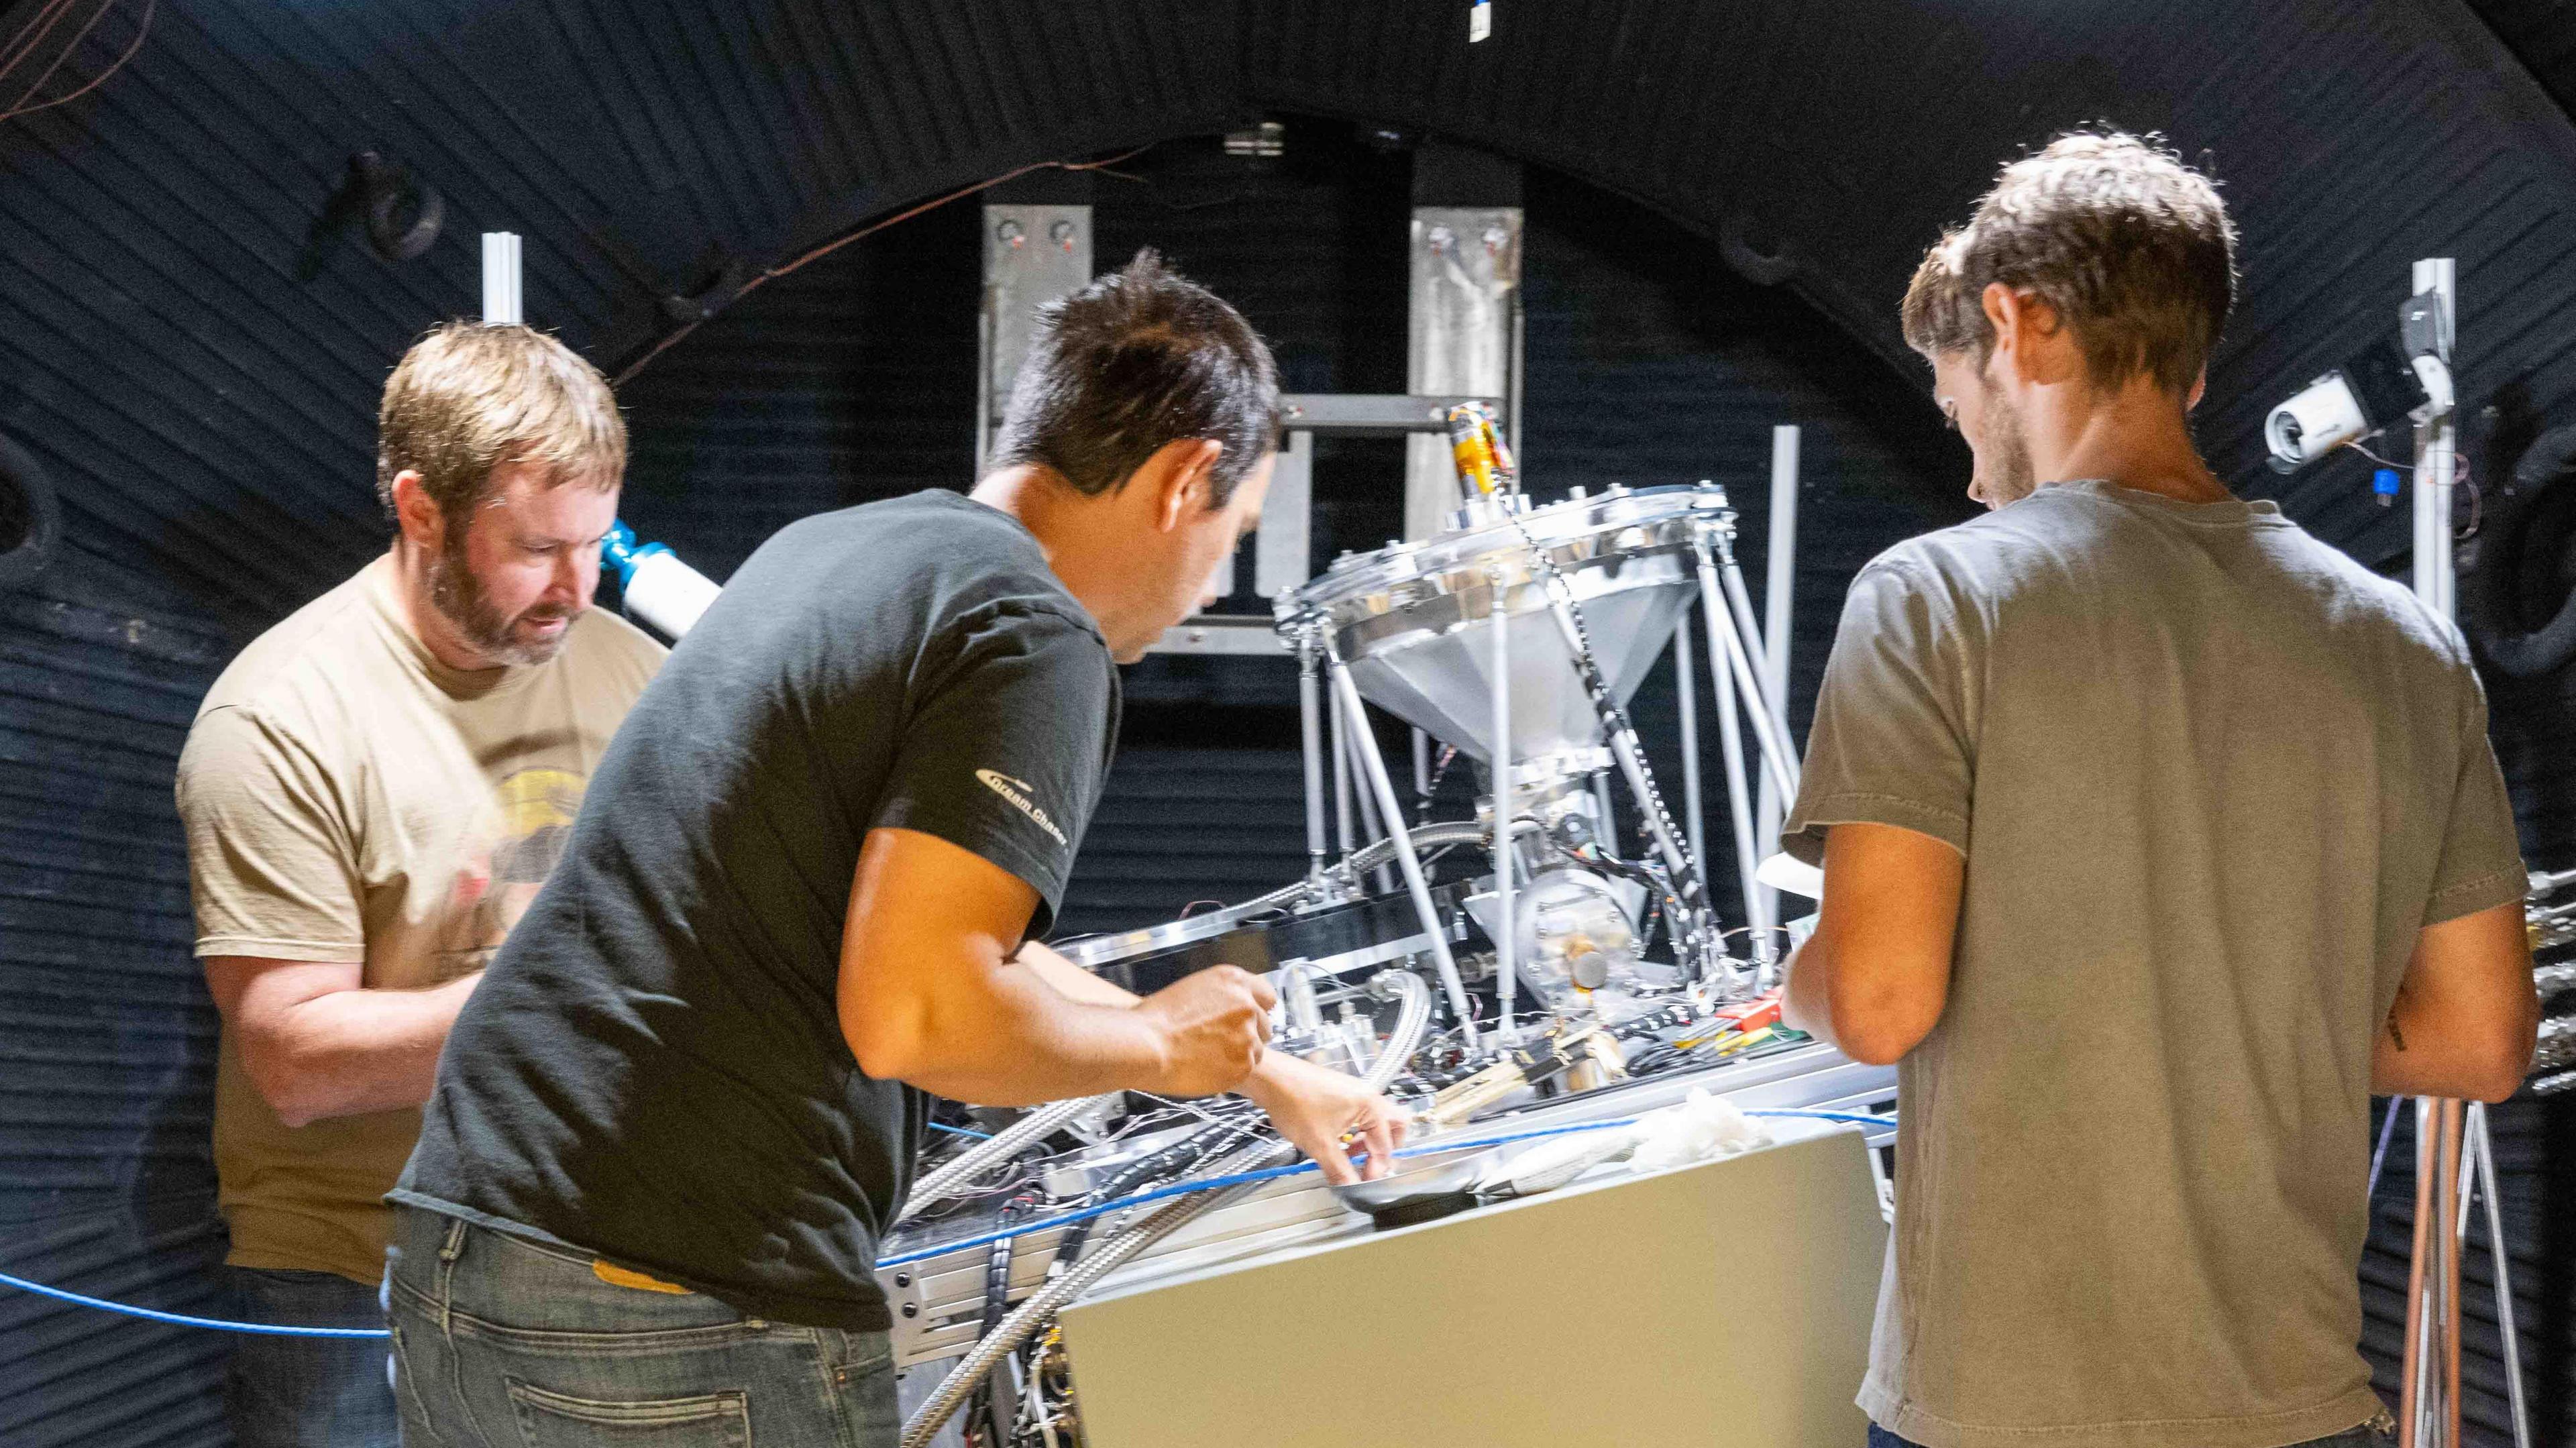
left=1240, top=1050, right=1411, bottom=1185
left=1132, top=966, right=1277, bottom=1096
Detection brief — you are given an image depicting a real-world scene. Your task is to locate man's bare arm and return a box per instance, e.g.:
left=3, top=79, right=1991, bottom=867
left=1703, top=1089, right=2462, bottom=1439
left=202, top=958, right=483, bottom=1129
left=837, top=828, right=1275, bottom=1106
left=2374, top=900, right=2540, bottom=1103
left=1780, top=822, right=1965, bottom=1066
left=1009, top=940, right=1409, bottom=1184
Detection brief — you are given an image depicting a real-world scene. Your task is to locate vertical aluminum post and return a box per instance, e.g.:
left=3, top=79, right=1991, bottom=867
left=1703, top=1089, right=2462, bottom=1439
left=481, top=232, right=523, bottom=325
left=1673, top=614, right=1708, bottom=883
left=2411, top=258, right=2457, bottom=619
left=1326, top=651, right=1478, bottom=1048
left=1297, top=631, right=1330, bottom=888
left=1489, top=565, right=1516, bottom=1040
left=1758, top=425, right=1801, bottom=926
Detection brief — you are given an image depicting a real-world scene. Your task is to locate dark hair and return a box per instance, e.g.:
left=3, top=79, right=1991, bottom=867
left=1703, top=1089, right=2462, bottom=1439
left=990, top=249, right=1281, bottom=506
left=1901, top=130, right=2236, bottom=395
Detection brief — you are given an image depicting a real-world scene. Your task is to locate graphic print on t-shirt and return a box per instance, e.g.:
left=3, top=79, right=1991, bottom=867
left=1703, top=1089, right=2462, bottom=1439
left=436, top=765, right=588, bottom=959
left=975, top=766, right=1069, bottom=846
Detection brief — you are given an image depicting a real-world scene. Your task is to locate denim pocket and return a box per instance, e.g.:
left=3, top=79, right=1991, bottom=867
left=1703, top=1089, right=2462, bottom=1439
left=506, top=1377, right=749, bottom=1446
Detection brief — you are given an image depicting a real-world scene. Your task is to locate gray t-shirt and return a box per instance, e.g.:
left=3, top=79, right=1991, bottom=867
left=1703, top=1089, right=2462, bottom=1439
left=1783, top=479, right=2525, bottom=1448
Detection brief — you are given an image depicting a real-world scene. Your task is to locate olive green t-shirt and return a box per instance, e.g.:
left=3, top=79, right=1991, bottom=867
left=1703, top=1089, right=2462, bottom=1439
left=1784, top=480, right=2525, bottom=1448
left=176, top=555, right=663, bottom=1284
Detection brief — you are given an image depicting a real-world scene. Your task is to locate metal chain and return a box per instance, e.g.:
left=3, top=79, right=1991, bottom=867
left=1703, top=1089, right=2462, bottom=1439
left=1503, top=512, right=1716, bottom=968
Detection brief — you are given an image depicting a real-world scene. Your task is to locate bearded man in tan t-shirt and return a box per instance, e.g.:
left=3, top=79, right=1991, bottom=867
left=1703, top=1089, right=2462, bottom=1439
left=175, top=322, right=665, bottom=1448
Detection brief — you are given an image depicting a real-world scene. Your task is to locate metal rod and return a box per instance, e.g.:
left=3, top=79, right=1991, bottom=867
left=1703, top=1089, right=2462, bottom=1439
left=1674, top=612, right=1708, bottom=885
left=2401, top=1097, right=2432, bottom=1447
left=2469, top=1103, right=2534, bottom=1448
left=1720, top=541, right=1798, bottom=784
left=1705, top=573, right=1770, bottom=953
left=1759, top=425, right=1800, bottom=928
left=1297, top=632, right=1329, bottom=887
left=1490, top=565, right=1516, bottom=1041
left=1695, top=531, right=1800, bottom=802
left=1326, top=651, right=1478, bottom=1049
left=1330, top=677, right=1356, bottom=860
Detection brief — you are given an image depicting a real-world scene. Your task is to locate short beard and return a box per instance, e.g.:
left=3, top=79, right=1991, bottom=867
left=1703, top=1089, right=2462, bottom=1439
left=425, top=519, right=574, bottom=667
left=1978, top=369, right=2038, bottom=507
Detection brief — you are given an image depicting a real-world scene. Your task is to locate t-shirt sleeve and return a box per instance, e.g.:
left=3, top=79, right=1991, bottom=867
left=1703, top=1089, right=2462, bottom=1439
left=870, top=604, right=1114, bottom=940
left=174, top=705, right=366, bottom=961
left=1780, top=558, right=1976, bottom=865
left=2422, top=657, right=2526, bottom=926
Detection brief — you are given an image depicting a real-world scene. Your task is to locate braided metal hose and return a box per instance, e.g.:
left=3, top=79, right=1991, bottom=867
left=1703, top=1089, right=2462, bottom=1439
left=899, top=970, right=1434, bottom=1447
left=897, top=1094, right=1113, bottom=1225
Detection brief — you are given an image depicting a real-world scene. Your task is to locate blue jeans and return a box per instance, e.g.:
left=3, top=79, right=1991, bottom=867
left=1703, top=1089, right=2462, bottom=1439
left=386, top=1207, right=900, bottom=1447
left=223, top=1265, right=400, bottom=1448
left=1870, top=1421, right=2397, bottom=1448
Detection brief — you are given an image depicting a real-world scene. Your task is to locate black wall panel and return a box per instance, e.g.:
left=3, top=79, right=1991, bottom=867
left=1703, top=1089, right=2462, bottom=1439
left=3, top=3, right=2575, bottom=1445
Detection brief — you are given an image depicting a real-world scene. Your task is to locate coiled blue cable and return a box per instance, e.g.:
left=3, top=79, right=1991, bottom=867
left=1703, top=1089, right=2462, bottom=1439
left=1, top=1108, right=1892, bottom=1337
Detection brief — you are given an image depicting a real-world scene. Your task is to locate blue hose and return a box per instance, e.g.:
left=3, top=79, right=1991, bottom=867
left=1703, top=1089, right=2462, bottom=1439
left=1, top=1109, right=1894, bottom=1336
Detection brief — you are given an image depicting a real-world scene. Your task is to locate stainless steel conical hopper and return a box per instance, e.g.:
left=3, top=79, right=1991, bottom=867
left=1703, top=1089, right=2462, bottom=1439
left=1285, top=486, right=1727, bottom=769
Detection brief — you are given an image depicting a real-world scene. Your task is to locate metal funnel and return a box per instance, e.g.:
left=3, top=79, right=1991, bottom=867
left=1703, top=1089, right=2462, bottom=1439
left=1344, top=577, right=1693, bottom=766
left=1293, top=486, right=1721, bottom=770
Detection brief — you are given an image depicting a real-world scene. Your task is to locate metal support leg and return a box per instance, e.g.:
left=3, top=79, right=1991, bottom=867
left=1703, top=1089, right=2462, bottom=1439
left=1718, top=539, right=1799, bottom=793
left=1673, top=616, right=1709, bottom=886
left=1709, top=618, right=1769, bottom=952
left=2478, top=1105, right=2534, bottom=1448
left=1326, top=651, right=1479, bottom=1050
left=1695, top=533, right=1799, bottom=803
left=1330, top=681, right=1356, bottom=860
left=1489, top=566, right=1516, bottom=1042
left=1297, top=633, right=1329, bottom=890
left=2451, top=1102, right=2533, bottom=1448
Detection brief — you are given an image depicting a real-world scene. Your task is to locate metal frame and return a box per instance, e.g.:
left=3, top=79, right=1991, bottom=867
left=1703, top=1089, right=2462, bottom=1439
left=2396, top=256, right=2530, bottom=1448
left=1149, top=393, right=1505, bottom=657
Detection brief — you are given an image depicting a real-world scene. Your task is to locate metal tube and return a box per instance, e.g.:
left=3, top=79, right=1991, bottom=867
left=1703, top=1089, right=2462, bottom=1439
left=2470, top=1105, right=2534, bottom=1448
left=1760, top=426, right=1800, bottom=927
left=1297, top=632, right=1329, bottom=886
left=1673, top=613, right=1708, bottom=883
left=1719, top=542, right=1796, bottom=781
left=1491, top=565, right=1516, bottom=1040
left=898, top=1094, right=1114, bottom=1223
left=1342, top=710, right=1397, bottom=895
left=1330, top=678, right=1356, bottom=860
left=1695, top=533, right=1800, bottom=802
left=1327, top=651, right=1478, bottom=1048
left=1709, top=612, right=1769, bottom=946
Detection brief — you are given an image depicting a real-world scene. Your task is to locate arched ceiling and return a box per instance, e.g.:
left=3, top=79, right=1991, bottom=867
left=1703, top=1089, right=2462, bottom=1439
left=5, top=0, right=2576, bottom=626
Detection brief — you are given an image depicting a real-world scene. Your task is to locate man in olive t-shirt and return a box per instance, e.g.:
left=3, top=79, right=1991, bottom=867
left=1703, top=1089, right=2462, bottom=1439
left=176, top=323, right=661, bottom=1448
left=1780, top=134, right=2540, bottom=1448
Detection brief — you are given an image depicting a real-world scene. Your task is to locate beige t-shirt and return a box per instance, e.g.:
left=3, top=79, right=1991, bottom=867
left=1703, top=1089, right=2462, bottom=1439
left=1784, top=481, right=2526, bottom=1448
left=176, top=555, right=663, bottom=1283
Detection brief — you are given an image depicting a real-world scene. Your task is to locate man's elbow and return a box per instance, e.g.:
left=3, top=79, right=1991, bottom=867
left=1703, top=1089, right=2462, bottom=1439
left=2465, top=1012, right=2541, bottom=1103
left=842, top=996, right=939, bottom=1085
left=1827, top=993, right=1940, bottom=1067
left=239, top=1048, right=332, bottom=1130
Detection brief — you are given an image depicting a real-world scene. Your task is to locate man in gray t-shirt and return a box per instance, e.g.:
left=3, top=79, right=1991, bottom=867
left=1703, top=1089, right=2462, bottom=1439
left=1780, top=133, right=2541, bottom=1448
